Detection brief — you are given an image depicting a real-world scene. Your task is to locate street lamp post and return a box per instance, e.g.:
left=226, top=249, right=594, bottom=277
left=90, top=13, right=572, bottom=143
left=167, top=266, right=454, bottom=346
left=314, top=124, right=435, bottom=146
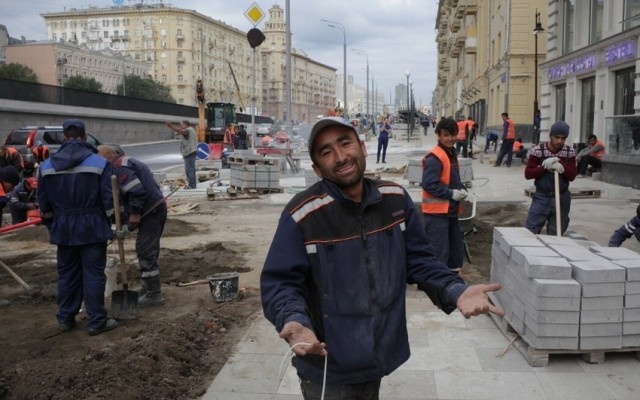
left=322, top=19, right=347, bottom=119
left=352, top=48, right=369, bottom=124
left=533, top=10, right=545, bottom=144
left=405, top=71, right=410, bottom=142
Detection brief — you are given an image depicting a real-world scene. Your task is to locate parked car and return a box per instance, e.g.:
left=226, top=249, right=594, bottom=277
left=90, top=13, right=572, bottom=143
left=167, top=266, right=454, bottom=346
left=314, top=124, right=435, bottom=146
left=256, top=123, right=273, bottom=137
left=3, top=126, right=102, bottom=174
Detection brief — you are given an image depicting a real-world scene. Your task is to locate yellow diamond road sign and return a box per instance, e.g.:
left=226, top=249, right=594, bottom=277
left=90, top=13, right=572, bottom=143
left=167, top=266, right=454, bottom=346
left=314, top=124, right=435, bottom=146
left=244, top=3, right=265, bottom=26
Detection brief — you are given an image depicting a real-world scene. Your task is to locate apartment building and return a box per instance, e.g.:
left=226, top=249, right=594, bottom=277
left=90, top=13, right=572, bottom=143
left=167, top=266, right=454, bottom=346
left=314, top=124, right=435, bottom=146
left=261, top=5, right=336, bottom=122
left=434, top=0, right=547, bottom=135
left=41, top=3, right=261, bottom=108
left=541, top=1, right=640, bottom=188
left=5, top=41, right=150, bottom=93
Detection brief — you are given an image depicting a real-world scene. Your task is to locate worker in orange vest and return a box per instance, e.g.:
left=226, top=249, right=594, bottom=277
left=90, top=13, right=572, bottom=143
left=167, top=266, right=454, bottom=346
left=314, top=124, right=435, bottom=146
left=513, top=138, right=528, bottom=162
left=32, top=140, right=50, bottom=164
left=9, top=176, right=38, bottom=224
left=421, top=117, right=468, bottom=274
left=0, top=146, right=24, bottom=174
left=223, top=123, right=236, bottom=152
left=576, top=134, right=605, bottom=177
left=494, top=112, right=516, bottom=167
left=455, top=116, right=470, bottom=158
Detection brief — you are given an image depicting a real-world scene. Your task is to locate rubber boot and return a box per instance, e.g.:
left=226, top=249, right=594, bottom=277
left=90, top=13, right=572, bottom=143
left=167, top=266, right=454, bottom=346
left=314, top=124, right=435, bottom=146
left=138, top=276, right=165, bottom=308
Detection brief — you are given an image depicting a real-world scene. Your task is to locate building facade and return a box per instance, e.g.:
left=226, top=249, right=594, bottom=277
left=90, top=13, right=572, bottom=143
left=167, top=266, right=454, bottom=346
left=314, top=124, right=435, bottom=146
left=41, top=3, right=261, bottom=108
left=5, top=41, right=150, bottom=92
left=434, top=0, right=547, bottom=136
left=541, top=1, right=640, bottom=188
left=261, top=5, right=336, bottom=122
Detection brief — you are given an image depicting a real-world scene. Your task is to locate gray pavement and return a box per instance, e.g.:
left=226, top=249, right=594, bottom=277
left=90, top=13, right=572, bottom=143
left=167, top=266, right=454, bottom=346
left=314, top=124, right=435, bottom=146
left=202, top=125, right=640, bottom=400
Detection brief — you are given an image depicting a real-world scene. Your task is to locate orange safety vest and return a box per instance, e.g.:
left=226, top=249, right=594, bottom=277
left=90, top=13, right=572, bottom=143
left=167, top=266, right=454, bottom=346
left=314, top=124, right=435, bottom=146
left=4, top=147, right=24, bottom=169
left=33, top=146, right=50, bottom=162
left=456, top=121, right=469, bottom=141
left=513, top=141, right=523, bottom=152
left=592, top=140, right=605, bottom=160
left=421, top=146, right=451, bottom=214
left=505, top=118, right=516, bottom=140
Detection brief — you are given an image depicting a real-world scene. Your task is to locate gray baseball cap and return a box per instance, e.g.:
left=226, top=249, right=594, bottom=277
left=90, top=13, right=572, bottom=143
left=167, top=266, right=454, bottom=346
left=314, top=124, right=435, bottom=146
left=308, top=117, right=356, bottom=155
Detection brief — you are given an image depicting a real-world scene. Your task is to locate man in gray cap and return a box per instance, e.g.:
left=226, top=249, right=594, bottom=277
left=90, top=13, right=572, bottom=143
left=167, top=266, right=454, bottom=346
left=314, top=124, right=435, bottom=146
left=260, top=117, right=503, bottom=399
left=524, top=121, right=577, bottom=235
left=38, top=118, right=118, bottom=336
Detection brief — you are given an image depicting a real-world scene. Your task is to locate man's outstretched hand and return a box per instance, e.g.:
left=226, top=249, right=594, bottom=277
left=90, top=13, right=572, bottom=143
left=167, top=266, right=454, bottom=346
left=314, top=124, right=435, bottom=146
left=456, top=283, right=505, bottom=318
left=279, top=321, right=327, bottom=357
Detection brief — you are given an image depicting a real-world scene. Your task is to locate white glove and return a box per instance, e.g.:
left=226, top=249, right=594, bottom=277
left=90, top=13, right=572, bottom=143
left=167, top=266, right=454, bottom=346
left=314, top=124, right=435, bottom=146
left=541, top=157, right=560, bottom=170
left=550, top=161, right=564, bottom=174
left=451, top=189, right=468, bottom=201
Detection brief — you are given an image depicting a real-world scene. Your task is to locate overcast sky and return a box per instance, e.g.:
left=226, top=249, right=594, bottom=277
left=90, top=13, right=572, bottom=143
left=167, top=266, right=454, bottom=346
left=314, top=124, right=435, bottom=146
left=2, top=0, right=438, bottom=108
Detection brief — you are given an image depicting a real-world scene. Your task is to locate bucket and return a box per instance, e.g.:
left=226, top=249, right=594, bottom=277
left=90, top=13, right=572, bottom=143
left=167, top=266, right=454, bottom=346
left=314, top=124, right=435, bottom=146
left=207, top=272, right=239, bottom=303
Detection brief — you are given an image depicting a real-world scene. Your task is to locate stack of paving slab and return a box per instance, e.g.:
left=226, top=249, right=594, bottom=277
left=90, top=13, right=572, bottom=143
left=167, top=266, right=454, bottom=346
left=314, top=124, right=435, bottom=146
left=490, top=227, right=640, bottom=352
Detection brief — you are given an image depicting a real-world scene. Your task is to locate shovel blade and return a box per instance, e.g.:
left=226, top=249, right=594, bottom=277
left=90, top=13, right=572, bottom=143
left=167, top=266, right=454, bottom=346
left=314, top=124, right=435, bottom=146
left=112, top=287, right=139, bottom=320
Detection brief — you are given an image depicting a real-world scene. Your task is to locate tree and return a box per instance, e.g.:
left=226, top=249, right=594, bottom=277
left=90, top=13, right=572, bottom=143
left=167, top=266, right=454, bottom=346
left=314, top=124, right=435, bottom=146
left=0, top=63, right=38, bottom=83
left=119, top=74, right=175, bottom=103
left=64, top=75, right=103, bottom=92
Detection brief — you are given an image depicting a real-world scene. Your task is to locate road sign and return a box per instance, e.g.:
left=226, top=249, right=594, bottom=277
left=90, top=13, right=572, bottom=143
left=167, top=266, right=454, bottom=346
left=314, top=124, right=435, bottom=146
left=197, top=142, right=210, bottom=160
left=244, top=3, right=265, bottom=27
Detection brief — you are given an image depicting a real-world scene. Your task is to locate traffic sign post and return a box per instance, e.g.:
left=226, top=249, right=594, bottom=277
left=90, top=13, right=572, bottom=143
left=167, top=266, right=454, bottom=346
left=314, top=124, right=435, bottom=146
left=197, top=142, right=210, bottom=160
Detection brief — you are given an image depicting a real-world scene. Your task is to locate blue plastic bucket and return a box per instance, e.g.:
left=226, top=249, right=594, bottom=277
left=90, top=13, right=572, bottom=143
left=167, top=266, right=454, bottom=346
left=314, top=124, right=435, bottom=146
left=207, top=272, right=239, bottom=302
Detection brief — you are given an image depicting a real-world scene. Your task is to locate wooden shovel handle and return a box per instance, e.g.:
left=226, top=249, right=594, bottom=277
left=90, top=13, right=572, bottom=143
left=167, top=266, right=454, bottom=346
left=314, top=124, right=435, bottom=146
left=177, top=279, right=210, bottom=287
left=111, top=175, right=128, bottom=286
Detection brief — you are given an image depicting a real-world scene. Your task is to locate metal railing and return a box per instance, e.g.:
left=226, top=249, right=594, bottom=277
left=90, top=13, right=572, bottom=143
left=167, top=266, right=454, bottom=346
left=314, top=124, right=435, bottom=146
left=0, top=78, right=196, bottom=118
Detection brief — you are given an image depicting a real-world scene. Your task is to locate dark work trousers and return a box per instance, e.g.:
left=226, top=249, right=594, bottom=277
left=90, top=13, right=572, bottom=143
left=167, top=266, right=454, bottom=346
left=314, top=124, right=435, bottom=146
left=525, top=191, right=571, bottom=236
left=136, top=206, right=167, bottom=280
left=456, top=140, right=468, bottom=158
left=577, top=155, right=602, bottom=175
left=301, top=378, right=382, bottom=400
left=484, top=137, right=498, bottom=153
left=376, top=137, right=389, bottom=163
left=183, top=152, right=197, bottom=189
left=56, top=242, right=108, bottom=331
left=423, top=214, right=464, bottom=270
left=495, top=139, right=515, bottom=167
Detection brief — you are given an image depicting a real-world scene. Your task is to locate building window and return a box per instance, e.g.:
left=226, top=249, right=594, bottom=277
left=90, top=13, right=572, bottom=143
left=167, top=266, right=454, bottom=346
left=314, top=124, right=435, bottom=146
left=580, top=77, right=596, bottom=143
left=104, top=31, right=109, bottom=39
left=555, top=84, right=566, bottom=123
left=178, top=74, right=183, bottom=83
left=562, top=0, right=575, bottom=55
left=614, top=67, right=635, bottom=115
left=624, top=0, right=640, bottom=30
left=162, top=74, right=167, bottom=83
left=589, top=0, right=604, bottom=44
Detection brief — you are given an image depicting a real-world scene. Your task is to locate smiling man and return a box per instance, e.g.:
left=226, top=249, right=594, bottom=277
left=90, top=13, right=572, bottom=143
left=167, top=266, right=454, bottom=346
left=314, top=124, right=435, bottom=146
left=260, top=117, right=503, bottom=400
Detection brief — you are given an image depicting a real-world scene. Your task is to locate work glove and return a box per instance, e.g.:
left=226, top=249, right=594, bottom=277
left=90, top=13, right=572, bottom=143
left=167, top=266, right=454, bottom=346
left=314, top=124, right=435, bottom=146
left=113, top=227, right=129, bottom=240
left=541, top=157, right=560, bottom=170
left=549, top=161, right=565, bottom=174
left=451, top=189, right=468, bottom=201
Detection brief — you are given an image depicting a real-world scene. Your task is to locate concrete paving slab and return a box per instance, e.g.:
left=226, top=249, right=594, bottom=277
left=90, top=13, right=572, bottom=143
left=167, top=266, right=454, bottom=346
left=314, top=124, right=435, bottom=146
left=434, top=371, right=549, bottom=400
left=535, top=372, right=640, bottom=400
left=380, top=370, right=438, bottom=399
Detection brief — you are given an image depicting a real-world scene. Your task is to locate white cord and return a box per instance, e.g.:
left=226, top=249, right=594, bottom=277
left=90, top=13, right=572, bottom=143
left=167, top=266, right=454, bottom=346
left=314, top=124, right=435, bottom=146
left=278, top=342, right=328, bottom=400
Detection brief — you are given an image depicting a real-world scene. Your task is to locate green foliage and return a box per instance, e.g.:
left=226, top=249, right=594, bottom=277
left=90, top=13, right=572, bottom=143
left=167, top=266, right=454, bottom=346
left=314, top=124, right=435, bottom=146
left=119, top=74, right=175, bottom=103
left=0, top=62, right=38, bottom=82
left=64, top=75, right=103, bottom=92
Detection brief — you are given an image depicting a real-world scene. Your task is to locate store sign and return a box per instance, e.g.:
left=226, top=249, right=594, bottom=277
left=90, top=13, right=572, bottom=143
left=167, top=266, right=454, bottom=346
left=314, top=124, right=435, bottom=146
left=548, top=54, right=597, bottom=81
left=605, top=39, right=636, bottom=66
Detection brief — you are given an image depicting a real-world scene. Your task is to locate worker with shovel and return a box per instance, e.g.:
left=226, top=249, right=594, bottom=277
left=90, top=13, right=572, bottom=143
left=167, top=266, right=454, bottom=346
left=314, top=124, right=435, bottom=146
left=98, top=145, right=167, bottom=307
left=524, top=121, right=577, bottom=235
left=37, top=119, right=118, bottom=336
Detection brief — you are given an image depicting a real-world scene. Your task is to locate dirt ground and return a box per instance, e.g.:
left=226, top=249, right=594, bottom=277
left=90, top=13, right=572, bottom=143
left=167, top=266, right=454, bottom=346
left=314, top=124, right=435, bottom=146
left=0, top=193, right=528, bottom=399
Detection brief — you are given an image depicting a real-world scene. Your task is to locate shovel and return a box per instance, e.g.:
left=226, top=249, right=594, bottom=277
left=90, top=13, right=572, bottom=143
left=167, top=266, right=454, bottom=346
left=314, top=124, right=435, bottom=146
left=110, top=175, right=139, bottom=320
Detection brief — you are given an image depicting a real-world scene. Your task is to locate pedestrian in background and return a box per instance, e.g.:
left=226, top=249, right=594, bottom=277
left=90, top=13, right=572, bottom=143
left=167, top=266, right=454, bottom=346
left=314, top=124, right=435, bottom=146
left=524, top=121, right=577, bottom=235
left=9, top=176, right=38, bottom=224
left=576, top=134, right=605, bottom=177
left=165, top=120, right=197, bottom=189
left=608, top=204, right=640, bottom=247
left=98, top=145, right=167, bottom=307
left=37, top=119, right=117, bottom=336
left=236, top=124, right=248, bottom=150
left=261, top=116, right=503, bottom=399
left=421, top=117, right=467, bottom=274
left=377, top=118, right=391, bottom=163
left=494, top=112, right=516, bottom=167
left=0, top=166, right=20, bottom=226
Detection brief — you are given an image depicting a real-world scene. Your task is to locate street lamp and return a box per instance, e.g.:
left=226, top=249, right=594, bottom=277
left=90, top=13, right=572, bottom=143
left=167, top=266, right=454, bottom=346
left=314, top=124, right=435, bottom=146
left=405, top=71, right=411, bottom=141
left=533, top=10, right=545, bottom=144
left=322, top=19, right=347, bottom=119
left=352, top=48, right=369, bottom=124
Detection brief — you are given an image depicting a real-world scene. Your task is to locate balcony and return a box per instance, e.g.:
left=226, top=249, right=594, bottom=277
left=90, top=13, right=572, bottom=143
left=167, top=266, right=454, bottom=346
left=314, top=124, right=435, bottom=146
left=177, top=56, right=185, bottom=63
left=451, top=18, right=461, bottom=33
left=465, top=0, right=478, bottom=15
left=439, top=59, right=450, bottom=71
left=455, top=6, right=465, bottom=19
left=176, top=33, right=184, bottom=40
